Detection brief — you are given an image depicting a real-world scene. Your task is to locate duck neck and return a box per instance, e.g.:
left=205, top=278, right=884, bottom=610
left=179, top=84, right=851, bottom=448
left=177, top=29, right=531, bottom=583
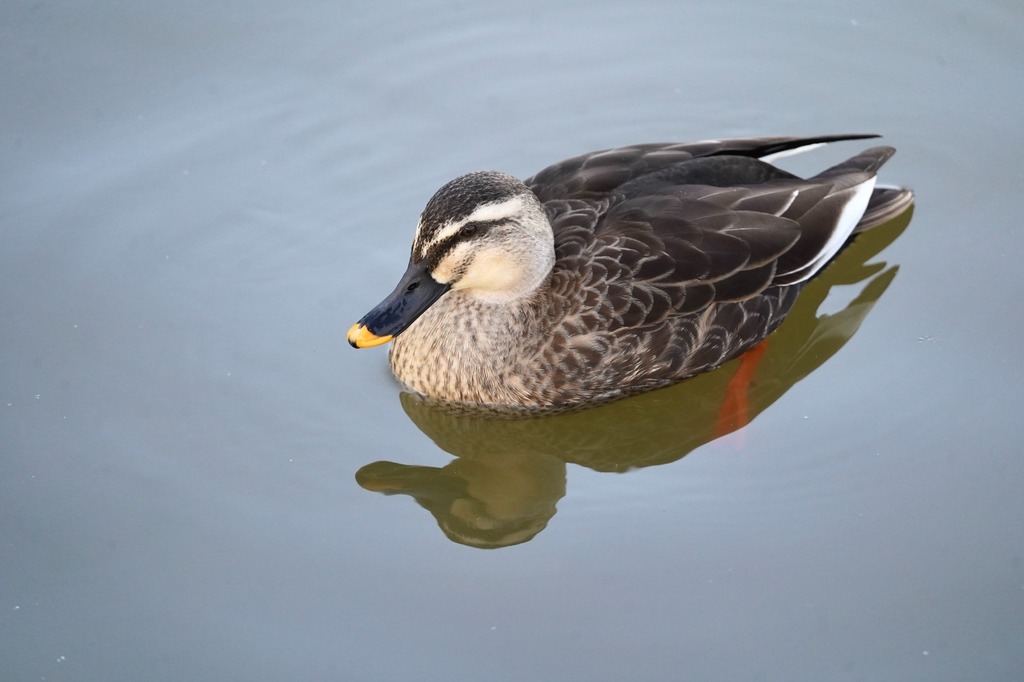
left=388, top=281, right=552, bottom=405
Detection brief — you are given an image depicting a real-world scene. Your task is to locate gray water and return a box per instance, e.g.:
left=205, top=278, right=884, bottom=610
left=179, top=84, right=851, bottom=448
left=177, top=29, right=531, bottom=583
left=3, top=1, right=1023, bottom=680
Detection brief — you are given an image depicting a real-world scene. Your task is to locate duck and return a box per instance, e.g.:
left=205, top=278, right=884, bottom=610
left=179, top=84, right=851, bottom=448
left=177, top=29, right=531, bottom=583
left=347, top=134, right=913, bottom=410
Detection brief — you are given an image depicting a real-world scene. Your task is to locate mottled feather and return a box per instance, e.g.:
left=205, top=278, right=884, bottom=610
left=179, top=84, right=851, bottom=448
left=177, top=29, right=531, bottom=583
left=353, top=135, right=913, bottom=408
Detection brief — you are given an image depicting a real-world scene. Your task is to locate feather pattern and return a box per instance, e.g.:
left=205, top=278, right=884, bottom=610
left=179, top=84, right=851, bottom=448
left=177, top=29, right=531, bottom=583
left=350, top=135, right=913, bottom=409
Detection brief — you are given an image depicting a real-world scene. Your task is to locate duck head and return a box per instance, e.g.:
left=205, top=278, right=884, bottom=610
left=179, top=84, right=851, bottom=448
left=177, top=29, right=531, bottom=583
left=348, top=171, right=555, bottom=348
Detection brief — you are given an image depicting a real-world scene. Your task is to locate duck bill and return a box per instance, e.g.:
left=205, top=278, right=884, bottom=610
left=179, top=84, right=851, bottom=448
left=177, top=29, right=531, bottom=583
left=347, top=260, right=451, bottom=348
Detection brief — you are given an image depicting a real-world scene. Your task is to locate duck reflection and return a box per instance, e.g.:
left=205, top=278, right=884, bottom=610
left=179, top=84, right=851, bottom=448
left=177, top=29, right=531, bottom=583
left=356, top=209, right=912, bottom=549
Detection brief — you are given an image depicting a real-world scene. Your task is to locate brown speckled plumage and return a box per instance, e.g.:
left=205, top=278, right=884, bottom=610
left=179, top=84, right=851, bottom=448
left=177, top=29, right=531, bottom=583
left=352, top=135, right=913, bottom=409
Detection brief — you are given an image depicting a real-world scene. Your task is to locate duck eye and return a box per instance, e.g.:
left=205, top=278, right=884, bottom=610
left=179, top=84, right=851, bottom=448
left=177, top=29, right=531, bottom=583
left=462, top=222, right=480, bottom=237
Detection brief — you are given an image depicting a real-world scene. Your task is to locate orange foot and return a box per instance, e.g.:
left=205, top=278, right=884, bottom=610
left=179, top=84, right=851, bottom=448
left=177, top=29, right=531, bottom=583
left=714, top=340, right=769, bottom=443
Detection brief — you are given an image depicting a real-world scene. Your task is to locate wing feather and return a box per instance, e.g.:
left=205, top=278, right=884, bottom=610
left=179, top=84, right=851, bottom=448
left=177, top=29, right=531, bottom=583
left=526, top=134, right=879, bottom=202
left=542, top=141, right=900, bottom=354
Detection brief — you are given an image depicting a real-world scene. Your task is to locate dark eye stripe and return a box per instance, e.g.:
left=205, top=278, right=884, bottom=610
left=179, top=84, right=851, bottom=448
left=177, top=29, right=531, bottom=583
left=462, top=219, right=502, bottom=235
left=418, top=219, right=505, bottom=267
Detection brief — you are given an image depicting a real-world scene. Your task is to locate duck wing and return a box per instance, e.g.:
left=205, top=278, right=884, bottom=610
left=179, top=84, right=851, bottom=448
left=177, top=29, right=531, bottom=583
left=526, top=134, right=880, bottom=203
left=547, top=148, right=897, bottom=333
left=547, top=189, right=799, bottom=336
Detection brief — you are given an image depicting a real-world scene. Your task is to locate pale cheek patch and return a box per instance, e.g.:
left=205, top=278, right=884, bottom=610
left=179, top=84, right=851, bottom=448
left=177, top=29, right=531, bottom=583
left=453, top=249, right=523, bottom=292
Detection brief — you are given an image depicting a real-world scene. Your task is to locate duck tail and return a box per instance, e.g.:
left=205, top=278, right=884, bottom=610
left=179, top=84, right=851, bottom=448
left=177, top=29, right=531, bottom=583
left=815, top=145, right=896, bottom=178
left=812, top=145, right=914, bottom=232
left=856, top=186, right=915, bottom=232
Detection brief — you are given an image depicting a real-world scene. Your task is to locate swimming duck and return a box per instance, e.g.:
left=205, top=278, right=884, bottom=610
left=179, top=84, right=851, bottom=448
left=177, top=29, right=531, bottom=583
left=348, top=134, right=913, bottom=409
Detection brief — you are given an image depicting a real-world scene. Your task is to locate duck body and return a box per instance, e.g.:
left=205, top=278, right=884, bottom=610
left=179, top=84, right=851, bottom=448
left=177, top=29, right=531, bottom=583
left=348, top=135, right=913, bottom=409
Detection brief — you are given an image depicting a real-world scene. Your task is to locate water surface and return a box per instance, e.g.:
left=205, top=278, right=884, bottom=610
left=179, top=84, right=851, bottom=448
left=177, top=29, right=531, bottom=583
left=3, top=1, right=1023, bottom=680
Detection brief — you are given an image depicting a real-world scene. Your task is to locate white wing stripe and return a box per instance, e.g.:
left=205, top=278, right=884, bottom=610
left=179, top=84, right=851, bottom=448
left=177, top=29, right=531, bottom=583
left=786, top=177, right=876, bottom=283
left=761, top=142, right=827, bottom=164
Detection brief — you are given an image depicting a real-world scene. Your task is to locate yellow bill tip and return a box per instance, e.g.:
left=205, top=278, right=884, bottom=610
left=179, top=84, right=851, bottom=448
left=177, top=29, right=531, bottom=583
left=347, top=323, right=393, bottom=348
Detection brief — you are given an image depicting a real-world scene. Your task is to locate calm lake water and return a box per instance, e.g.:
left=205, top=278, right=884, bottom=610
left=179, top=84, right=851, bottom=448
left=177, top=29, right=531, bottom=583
left=3, top=1, right=1023, bottom=680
